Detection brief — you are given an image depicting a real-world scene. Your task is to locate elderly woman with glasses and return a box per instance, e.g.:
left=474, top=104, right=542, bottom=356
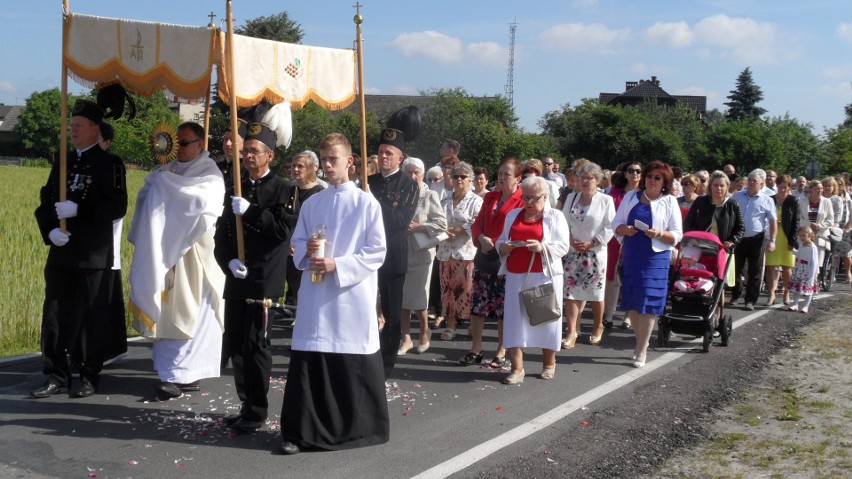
left=603, top=161, right=642, bottom=330
left=613, top=161, right=682, bottom=368
left=560, top=161, right=615, bottom=349
left=496, top=176, right=570, bottom=384
left=437, top=162, right=483, bottom=344
left=397, top=157, right=448, bottom=356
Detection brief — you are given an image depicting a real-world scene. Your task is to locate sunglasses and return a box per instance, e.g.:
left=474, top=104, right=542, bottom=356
left=544, top=162, right=554, bottom=167
left=452, top=175, right=469, bottom=180
left=626, top=168, right=642, bottom=174
left=699, top=178, right=707, bottom=183
left=178, top=139, right=200, bottom=147
left=522, top=194, right=544, bottom=202
left=645, top=174, right=663, bottom=181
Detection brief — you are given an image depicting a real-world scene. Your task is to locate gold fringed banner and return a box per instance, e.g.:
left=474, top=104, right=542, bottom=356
left=64, top=13, right=215, bottom=101
left=216, top=32, right=356, bottom=110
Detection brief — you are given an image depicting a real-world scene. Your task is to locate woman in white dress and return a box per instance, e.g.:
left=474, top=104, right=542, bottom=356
left=560, top=162, right=615, bottom=348
left=496, top=177, right=571, bottom=384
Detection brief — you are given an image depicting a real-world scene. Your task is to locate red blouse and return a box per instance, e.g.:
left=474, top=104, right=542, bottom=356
left=471, top=188, right=525, bottom=241
left=507, top=214, right=544, bottom=274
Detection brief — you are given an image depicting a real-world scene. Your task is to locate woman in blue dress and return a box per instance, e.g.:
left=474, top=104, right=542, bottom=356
left=612, top=161, right=682, bottom=368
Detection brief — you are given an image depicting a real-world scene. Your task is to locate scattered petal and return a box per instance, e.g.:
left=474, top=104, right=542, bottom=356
left=496, top=406, right=504, bottom=411
left=580, top=421, right=588, bottom=426
left=128, top=460, right=138, bottom=465
left=543, top=449, right=552, bottom=454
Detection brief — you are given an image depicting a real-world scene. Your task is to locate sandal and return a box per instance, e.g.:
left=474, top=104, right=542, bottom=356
left=503, top=369, right=525, bottom=385
left=489, top=356, right=509, bottom=369
left=440, top=328, right=456, bottom=341
left=540, top=366, right=556, bottom=380
left=561, top=332, right=578, bottom=350
left=458, top=351, right=483, bottom=366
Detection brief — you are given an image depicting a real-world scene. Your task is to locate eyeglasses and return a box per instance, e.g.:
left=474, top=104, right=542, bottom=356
left=645, top=174, right=663, bottom=181
left=452, top=175, right=469, bottom=180
left=240, top=148, right=269, bottom=156
left=178, top=139, right=200, bottom=147
left=543, top=162, right=554, bottom=167
left=626, top=168, right=642, bottom=174
left=429, top=177, right=442, bottom=182
left=578, top=176, right=596, bottom=183
left=698, top=178, right=707, bottom=183
left=522, top=194, right=544, bottom=202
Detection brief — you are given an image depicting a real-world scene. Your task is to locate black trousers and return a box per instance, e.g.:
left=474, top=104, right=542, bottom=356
left=41, top=265, right=110, bottom=385
left=377, top=271, right=406, bottom=379
left=284, top=255, right=303, bottom=306
left=224, top=300, right=273, bottom=421
left=734, top=233, right=765, bottom=304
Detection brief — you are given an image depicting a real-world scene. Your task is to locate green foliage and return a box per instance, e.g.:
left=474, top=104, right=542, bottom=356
left=14, top=88, right=78, bottom=161
left=702, top=119, right=782, bottom=173
left=824, top=127, right=852, bottom=174
left=0, top=166, right=146, bottom=357
left=104, top=91, right=181, bottom=169
left=766, top=115, right=824, bottom=177
left=235, top=11, right=304, bottom=43
left=539, top=99, right=704, bottom=171
left=725, top=67, right=767, bottom=121
left=843, top=103, right=852, bottom=129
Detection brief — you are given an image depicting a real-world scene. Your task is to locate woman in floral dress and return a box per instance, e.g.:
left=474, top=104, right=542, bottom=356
left=560, top=162, right=615, bottom=348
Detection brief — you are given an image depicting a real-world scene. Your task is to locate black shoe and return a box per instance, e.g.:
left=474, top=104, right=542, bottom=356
left=223, top=413, right=243, bottom=426
left=279, top=441, right=301, bottom=455
left=179, top=381, right=200, bottom=392
left=154, top=382, right=183, bottom=399
left=70, top=378, right=96, bottom=398
left=31, top=379, right=67, bottom=398
left=458, top=351, right=483, bottom=366
left=603, top=319, right=613, bottom=329
left=229, top=418, right=264, bottom=433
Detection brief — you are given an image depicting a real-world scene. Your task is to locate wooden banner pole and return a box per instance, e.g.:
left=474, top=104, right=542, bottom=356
left=225, top=0, right=245, bottom=261
left=354, top=4, right=368, bottom=191
left=59, top=0, right=70, bottom=232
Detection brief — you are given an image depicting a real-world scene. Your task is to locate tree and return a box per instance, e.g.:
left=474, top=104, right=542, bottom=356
left=843, top=103, right=852, bottom=129
left=724, top=67, right=767, bottom=121
left=235, top=12, right=304, bottom=43
left=702, top=119, right=783, bottom=173
left=14, top=88, right=77, bottom=161
left=824, top=127, right=852, bottom=174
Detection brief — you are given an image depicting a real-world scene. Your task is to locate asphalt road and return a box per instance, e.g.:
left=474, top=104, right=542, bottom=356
left=2, top=284, right=849, bottom=479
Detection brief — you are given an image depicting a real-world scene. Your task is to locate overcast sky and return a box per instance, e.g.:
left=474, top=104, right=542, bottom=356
left=1, top=0, right=850, bottom=135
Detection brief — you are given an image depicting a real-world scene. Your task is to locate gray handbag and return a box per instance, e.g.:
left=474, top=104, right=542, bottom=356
left=519, top=246, right=561, bottom=326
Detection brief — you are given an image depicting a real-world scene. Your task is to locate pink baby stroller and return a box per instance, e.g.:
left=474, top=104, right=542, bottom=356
left=658, top=231, right=733, bottom=352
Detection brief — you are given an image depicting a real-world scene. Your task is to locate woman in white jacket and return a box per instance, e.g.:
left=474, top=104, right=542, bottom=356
left=496, top=177, right=571, bottom=384
left=613, top=161, right=682, bottom=368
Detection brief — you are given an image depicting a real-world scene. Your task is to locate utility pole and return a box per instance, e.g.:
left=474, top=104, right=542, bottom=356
left=505, top=19, right=517, bottom=108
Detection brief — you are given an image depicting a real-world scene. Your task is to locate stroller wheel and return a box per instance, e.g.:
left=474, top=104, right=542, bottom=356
left=702, top=329, right=712, bottom=352
left=720, top=314, right=733, bottom=347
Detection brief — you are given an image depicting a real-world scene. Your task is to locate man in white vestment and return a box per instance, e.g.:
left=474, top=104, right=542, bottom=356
left=279, top=133, right=389, bottom=455
left=129, top=122, right=226, bottom=399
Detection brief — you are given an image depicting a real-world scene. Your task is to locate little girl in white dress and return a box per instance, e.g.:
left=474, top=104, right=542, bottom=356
left=787, top=226, right=819, bottom=313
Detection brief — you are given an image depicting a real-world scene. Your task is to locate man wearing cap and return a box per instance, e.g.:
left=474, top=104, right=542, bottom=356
left=214, top=121, right=291, bottom=433
left=128, top=122, right=226, bottom=399
left=32, top=100, right=128, bottom=398
left=369, top=127, right=419, bottom=379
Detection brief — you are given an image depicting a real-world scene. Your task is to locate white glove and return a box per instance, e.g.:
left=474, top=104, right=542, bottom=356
left=228, top=258, right=248, bottom=279
left=55, top=201, right=79, bottom=219
left=48, top=228, right=71, bottom=246
left=231, top=196, right=250, bottom=216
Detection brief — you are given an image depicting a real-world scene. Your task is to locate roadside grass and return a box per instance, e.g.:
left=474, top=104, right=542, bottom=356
left=652, top=298, right=852, bottom=479
left=0, top=165, right=146, bottom=357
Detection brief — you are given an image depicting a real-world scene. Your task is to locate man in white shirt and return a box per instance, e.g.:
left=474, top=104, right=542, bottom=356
left=730, top=169, right=777, bottom=311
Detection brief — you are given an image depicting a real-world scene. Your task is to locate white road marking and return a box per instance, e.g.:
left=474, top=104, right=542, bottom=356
left=412, top=293, right=834, bottom=479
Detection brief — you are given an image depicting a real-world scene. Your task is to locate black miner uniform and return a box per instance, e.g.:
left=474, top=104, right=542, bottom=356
left=368, top=170, right=418, bottom=378
left=214, top=173, right=291, bottom=424
left=34, top=146, right=128, bottom=389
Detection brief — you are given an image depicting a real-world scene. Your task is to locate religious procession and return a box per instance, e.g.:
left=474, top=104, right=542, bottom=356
left=24, top=1, right=852, bottom=462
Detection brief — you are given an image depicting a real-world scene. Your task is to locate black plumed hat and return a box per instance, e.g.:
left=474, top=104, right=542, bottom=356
left=72, top=99, right=104, bottom=125
left=96, top=83, right=136, bottom=121
left=381, top=105, right=421, bottom=153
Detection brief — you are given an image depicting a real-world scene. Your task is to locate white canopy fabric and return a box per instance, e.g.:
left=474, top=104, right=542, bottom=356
left=64, top=13, right=215, bottom=101
left=63, top=12, right=357, bottom=110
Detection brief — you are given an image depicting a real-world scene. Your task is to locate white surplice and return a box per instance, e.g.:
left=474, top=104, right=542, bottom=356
left=290, top=181, right=387, bottom=354
left=128, top=152, right=226, bottom=383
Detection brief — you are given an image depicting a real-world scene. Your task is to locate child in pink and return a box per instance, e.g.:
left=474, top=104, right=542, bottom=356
left=673, top=244, right=714, bottom=294
left=787, top=226, right=819, bottom=313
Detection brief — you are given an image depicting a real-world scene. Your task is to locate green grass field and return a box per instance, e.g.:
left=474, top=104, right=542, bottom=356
left=0, top=165, right=147, bottom=357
